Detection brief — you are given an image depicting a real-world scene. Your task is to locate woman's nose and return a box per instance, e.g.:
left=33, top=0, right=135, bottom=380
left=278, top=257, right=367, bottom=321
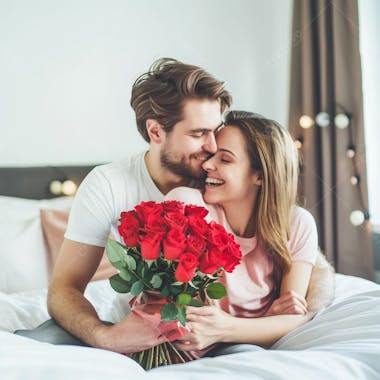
left=202, top=156, right=216, bottom=171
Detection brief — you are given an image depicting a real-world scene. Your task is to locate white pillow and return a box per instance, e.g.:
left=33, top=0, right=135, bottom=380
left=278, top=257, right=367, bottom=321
left=0, top=196, right=74, bottom=294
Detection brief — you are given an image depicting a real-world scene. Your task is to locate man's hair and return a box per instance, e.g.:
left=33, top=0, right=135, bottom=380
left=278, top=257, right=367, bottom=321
left=130, top=58, right=232, bottom=142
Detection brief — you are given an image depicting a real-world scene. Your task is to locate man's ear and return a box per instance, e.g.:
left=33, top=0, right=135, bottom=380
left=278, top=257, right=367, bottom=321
left=146, top=119, right=164, bottom=144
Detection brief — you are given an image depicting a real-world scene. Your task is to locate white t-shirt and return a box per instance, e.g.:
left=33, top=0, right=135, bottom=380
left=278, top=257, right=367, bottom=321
left=64, top=151, right=163, bottom=247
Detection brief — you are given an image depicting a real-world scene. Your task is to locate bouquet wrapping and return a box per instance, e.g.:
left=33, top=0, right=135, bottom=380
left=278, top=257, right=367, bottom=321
left=106, top=200, right=242, bottom=369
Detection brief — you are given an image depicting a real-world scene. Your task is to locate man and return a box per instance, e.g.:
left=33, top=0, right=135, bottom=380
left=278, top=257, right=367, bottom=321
left=45, top=58, right=334, bottom=354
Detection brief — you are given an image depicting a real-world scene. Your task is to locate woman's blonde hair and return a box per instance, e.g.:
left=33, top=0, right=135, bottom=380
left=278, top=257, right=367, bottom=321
left=224, top=111, right=299, bottom=280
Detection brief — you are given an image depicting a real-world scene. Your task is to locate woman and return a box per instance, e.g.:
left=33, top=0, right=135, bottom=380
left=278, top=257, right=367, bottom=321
left=165, top=110, right=318, bottom=353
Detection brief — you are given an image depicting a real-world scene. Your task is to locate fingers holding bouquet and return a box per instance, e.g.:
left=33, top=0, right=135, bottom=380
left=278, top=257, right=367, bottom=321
left=174, top=305, right=232, bottom=351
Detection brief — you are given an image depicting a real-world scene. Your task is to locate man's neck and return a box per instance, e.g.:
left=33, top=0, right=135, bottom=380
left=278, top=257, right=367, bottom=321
left=144, top=151, right=191, bottom=195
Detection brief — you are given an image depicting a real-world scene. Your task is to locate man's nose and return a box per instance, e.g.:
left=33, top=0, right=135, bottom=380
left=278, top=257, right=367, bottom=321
left=203, top=132, right=217, bottom=154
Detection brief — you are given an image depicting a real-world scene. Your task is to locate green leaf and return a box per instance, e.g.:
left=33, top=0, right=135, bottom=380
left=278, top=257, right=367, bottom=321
left=160, top=303, right=178, bottom=321
left=118, top=267, right=132, bottom=282
left=160, top=286, right=170, bottom=298
left=109, top=274, right=130, bottom=293
left=206, top=282, right=227, bottom=299
left=177, top=306, right=186, bottom=326
left=151, top=274, right=162, bottom=289
left=106, top=239, right=127, bottom=269
left=169, top=285, right=182, bottom=296
left=188, top=298, right=204, bottom=307
left=177, top=293, right=191, bottom=306
left=125, top=255, right=137, bottom=271
left=130, top=280, right=144, bottom=295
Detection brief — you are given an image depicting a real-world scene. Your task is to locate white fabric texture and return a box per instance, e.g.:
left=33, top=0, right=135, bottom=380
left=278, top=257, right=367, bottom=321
left=1, top=274, right=380, bottom=380
left=0, top=196, right=73, bottom=293
left=64, top=151, right=163, bottom=247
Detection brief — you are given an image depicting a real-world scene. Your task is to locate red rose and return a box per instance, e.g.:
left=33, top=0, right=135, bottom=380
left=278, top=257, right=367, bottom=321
left=186, top=233, right=207, bottom=256
left=175, top=252, right=199, bottom=282
left=162, top=200, right=185, bottom=214
left=163, top=228, right=186, bottom=260
left=199, top=248, right=221, bottom=274
left=145, top=214, right=168, bottom=233
left=188, top=215, right=209, bottom=237
left=139, top=231, right=164, bottom=260
left=164, top=211, right=188, bottom=232
left=118, top=210, right=141, bottom=247
left=184, top=204, right=209, bottom=218
left=135, top=201, right=163, bottom=224
left=223, top=237, right=242, bottom=272
left=207, top=221, right=229, bottom=250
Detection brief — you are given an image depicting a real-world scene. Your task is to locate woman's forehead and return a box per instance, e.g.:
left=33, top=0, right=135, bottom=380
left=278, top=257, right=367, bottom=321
left=216, top=126, right=247, bottom=152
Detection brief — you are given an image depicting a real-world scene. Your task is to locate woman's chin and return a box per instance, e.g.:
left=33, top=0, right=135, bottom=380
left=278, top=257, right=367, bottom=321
left=203, top=188, right=220, bottom=204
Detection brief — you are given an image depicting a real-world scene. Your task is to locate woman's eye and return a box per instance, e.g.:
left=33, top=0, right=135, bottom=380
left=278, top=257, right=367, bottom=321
left=221, top=158, right=231, bottom=163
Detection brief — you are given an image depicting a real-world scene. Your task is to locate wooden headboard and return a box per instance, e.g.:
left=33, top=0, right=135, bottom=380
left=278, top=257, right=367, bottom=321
left=0, top=165, right=103, bottom=199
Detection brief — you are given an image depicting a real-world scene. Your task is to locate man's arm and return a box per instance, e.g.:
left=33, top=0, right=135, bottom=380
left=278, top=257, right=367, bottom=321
left=47, top=238, right=170, bottom=353
left=305, top=249, right=335, bottom=313
left=264, top=250, right=335, bottom=316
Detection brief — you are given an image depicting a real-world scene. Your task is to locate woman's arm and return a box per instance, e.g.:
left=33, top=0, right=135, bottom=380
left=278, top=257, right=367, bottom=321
left=174, top=305, right=313, bottom=351
left=175, top=262, right=314, bottom=351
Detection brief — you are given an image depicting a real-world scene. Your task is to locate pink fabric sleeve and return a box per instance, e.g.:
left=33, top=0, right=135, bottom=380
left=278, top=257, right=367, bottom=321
left=288, top=207, right=318, bottom=265
left=164, top=187, right=205, bottom=207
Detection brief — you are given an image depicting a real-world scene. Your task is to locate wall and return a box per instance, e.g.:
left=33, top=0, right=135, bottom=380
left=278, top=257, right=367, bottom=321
left=359, top=0, right=380, bottom=279
left=359, top=0, right=380, bottom=228
left=0, top=0, right=292, bottom=166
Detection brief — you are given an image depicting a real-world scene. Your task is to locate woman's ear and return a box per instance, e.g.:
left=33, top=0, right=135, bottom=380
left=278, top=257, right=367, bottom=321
left=253, top=172, right=263, bottom=186
left=146, top=119, right=164, bottom=144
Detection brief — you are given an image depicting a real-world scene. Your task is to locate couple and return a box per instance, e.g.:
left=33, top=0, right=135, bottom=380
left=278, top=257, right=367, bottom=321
left=22, top=58, right=334, bottom=356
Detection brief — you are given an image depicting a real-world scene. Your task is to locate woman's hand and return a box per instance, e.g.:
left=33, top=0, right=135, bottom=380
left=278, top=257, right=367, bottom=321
left=264, top=290, right=308, bottom=316
left=174, top=305, right=233, bottom=351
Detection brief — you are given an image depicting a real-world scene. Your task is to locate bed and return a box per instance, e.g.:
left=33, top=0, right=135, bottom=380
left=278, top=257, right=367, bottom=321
left=1, top=165, right=380, bottom=380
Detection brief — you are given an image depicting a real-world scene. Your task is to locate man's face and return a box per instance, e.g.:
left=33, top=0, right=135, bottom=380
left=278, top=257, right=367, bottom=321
left=160, top=98, right=223, bottom=181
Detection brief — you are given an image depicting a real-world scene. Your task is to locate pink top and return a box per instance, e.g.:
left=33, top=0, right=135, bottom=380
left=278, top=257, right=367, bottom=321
left=165, top=187, right=318, bottom=318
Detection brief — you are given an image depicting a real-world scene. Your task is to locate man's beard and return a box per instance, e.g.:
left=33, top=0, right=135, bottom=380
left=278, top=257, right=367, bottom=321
left=160, top=150, right=207, bottom=183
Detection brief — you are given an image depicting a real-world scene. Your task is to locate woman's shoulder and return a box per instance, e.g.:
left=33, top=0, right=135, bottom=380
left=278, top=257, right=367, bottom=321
left=290, top=205, right=317, bottom=228
left=165, top=187, right=205, bottom=206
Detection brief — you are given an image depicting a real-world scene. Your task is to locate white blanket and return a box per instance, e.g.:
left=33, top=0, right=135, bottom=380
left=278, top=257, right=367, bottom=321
left=1, top=274, right=380, bottom=380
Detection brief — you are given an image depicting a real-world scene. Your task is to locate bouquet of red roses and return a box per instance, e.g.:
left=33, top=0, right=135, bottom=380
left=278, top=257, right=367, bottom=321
left=106, top=200, right=242, bottom=370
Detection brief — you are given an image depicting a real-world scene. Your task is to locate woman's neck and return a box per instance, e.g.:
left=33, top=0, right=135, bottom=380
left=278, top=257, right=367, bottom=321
left=222, top=197, right=257, bottom=238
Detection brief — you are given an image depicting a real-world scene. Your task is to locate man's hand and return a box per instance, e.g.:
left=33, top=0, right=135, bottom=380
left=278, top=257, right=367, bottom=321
left=265, top=290, right=308, bottom=316
left=96, top=312, right=180, bottom=354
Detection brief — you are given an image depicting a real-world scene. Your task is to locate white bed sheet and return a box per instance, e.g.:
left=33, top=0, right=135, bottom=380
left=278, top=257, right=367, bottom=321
left=1, top=274, right=379, bottom=380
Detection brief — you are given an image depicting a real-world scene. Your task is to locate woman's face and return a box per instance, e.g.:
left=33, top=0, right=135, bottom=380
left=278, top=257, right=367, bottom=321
left=202, top=125, right=261, bottom=206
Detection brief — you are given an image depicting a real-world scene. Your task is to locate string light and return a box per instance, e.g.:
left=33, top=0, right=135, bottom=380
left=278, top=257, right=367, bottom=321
left=350, top=175, right=360, bottom=186
left=49, top=179, right=77, bottom=196
left=350, top=210, right=365, bottom=226
left=315, top=112, right=330, bottom=128
left=334, top=113, right=350, bottom=129
left=299, top=115, right=314, bottom=129
left=295, top=108, right=370, bottom=230
left=294, top=137, right=303, bottom=149
left=49, top=180, right=62, bottom=195
left=346, top=145, right=356, bottom=158
left=62, top=180, right=77, bottom=195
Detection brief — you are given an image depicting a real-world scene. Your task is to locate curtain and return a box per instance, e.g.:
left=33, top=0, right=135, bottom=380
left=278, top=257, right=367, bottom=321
left=288, top=0, right=374, bottom=279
